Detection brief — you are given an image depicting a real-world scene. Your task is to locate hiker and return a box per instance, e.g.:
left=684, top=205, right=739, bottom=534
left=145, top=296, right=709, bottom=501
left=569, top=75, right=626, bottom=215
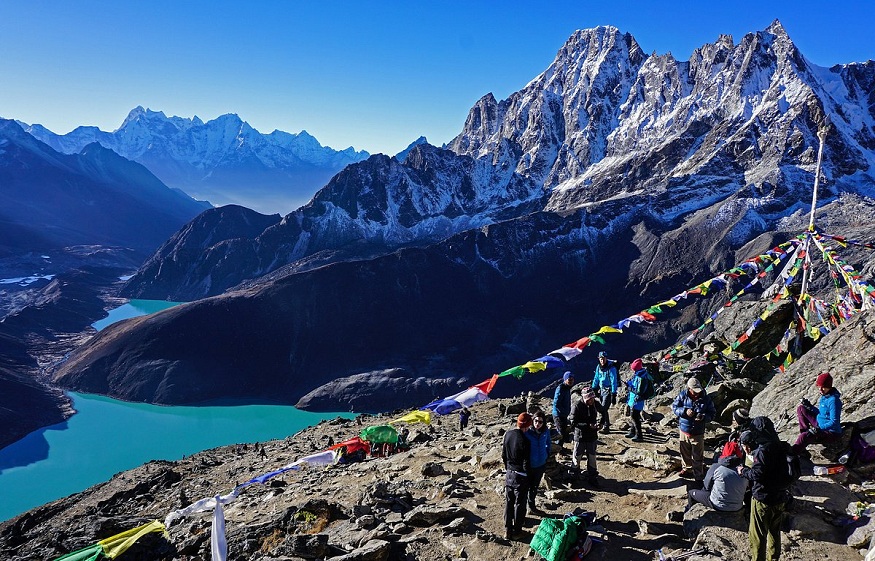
left=553, top=371, right=574, bottom=444
left=397, top=427, right=410, bottom=450
left=625, top=359, right=648, bottom=442
left=459, top=407, right=471, bottom=430
left=737, top=427, right=791, bottom=561
left=793, top=372, right=842, bottom=453
left=687, top=445, right=747, bottom=512
left=712, top=408, right=751, bottom=463
left=591, top=351, right=619, bottom=433
left=570, top=386, right=601, bottom=485
left=525, top=409, right=551, bottom=513
left=502, top=412, right=532, bottom=540
left=672, top=377, right=716, bottom=481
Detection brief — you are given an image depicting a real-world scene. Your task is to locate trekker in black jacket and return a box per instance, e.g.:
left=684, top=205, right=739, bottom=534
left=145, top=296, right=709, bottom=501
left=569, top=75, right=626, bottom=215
left=569, top=387, right=601, bottom=485
left=737, top=427, right=791, bottom=561
left=502, top=412, right=532, bottom=540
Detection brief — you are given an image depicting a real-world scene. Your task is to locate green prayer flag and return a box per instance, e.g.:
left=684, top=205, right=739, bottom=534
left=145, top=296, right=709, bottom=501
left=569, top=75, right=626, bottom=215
left=54, top=544, right=103, bottom=561
left=499, top=366, right=525, bottom=378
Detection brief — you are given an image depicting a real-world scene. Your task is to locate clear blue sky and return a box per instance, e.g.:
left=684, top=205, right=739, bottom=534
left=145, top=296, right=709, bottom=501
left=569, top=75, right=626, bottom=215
left=1, top=1, right=872, bottom=156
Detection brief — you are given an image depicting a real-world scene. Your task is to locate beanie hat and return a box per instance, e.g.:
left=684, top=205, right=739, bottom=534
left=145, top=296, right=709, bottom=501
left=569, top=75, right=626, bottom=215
left=816, top=372, right=833, bottom=388
left=517, top=412, right=533, bottom=429
left=721, top=440, right=744, bottom=459
left=739, top=430, right=756, bottom=447
left=563, top=371, right=574, bottom=382
left=582, top=387, right=596, bottom=401
left=598, top=351, right=607, bottom=358
left=732, top=408, right=750, bottom=425
left=686, top=377, right=703, bottom=393
left=630, top=358, right=644, bottom=372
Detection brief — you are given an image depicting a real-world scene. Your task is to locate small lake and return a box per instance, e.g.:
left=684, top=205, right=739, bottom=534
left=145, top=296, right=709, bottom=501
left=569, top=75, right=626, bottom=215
left=0, top=300, right=349, bottom=523
left=91, top=298, right=183, bottom=330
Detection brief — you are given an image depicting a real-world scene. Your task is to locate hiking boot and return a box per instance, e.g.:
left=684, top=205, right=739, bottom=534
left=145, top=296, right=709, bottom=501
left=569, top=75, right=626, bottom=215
left=625, top=429, right=637, bottom=438
left=504, top=528, right=513, bottom=540
left=631, top=435, right=644, bottom=442
left=601, top=425, right=611, bottom=434
left=678, top=468, right=694, bottom=478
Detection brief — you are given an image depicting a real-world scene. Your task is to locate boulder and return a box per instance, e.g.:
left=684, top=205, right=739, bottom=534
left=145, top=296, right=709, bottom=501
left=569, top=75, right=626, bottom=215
left=326, top=539, right=391, bottom=561
left=751, top=310, right=875, bottom=437
left=402, top=504, right=468, bottom=525
left=682, top=503, right=747, bottom=539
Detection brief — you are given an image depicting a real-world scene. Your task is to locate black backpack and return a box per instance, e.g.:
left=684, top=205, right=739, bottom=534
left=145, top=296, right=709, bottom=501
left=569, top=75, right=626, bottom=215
left=637, top=371, right=656, bottom=400
left=781, top=441, right=803, bottom=485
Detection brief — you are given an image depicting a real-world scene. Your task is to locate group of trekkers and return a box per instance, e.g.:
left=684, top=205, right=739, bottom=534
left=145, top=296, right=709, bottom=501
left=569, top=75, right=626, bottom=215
left=502, top=353, right=845, bottom=561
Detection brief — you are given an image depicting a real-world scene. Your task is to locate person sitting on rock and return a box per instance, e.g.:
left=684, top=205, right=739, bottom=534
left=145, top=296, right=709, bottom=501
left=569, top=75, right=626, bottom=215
left=713, top=408, right=750, bottom=463
left=793, top=372, right=842, bottom=453
left=502, top=412, right=532, bottom=540
left=687, top=445, right=747, bottom=512
left=524, top=409, right=551, bottom=513
left=570, top=387, right=601, bottom=485
left=672, top=377, right=716, bottom=481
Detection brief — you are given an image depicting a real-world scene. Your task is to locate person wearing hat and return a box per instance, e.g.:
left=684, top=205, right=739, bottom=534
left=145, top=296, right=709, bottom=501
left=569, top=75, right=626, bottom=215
left=714, top=408, right=751, bottom=463
left=687, top=444, right=748, bottom=512
left=625, top=358, right=650, bottom=442
left=524, top=409, right=551, bottom=513
left=591, top=351, right=619, bottom=433
left=552, top=371, right=575, bottom=445
left=793, top=372, right=842, bottom=453
left=671, top=376, right=716, bottom=480
left=569, top=386, right=602, bottom=485
left=502, top=412, right=532, bottom=540
left=737, top=428, right=790, bottom=561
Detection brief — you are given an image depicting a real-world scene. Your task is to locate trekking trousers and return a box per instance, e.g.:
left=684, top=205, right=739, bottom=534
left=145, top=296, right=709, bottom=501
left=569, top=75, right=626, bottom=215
left=750, top=498, right=785, bottom=561
left=679, top=431, right=705, bottom=480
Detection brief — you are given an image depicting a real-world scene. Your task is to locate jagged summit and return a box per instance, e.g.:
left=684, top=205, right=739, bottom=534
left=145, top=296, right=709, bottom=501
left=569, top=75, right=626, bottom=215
left=23, top=107, right=370, bottom=214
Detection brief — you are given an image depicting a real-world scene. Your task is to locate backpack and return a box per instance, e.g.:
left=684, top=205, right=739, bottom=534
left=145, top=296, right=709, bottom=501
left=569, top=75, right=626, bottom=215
left=529, top=517, right=582, bottom=561
left=781, top=441, right=802, bottom=485
left=636, top=371, right=656, bottom=401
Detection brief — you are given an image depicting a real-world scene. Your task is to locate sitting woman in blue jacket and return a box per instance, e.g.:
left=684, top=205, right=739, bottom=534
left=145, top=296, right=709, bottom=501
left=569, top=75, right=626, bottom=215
left=794, top=372, right=842, bottom=453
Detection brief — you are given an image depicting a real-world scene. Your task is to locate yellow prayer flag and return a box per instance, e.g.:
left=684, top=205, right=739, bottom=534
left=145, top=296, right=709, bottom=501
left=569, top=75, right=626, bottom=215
left=99, top=520, right=165, bottom=558
left=522, top=361, right=547, bottom=373
left=594, top=326, right=622, bottom=335
left=391, top=410, right=432, bottom=425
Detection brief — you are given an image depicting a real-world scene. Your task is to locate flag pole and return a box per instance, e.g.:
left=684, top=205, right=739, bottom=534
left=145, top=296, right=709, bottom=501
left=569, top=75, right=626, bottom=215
left=799, top=127, right=828, bottom=302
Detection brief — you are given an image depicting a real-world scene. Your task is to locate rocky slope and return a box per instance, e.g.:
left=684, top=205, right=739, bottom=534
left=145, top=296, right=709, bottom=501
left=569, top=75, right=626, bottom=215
left=23, top=107, right=370, bottom=215
left=0, top=392, right=867, bottom=561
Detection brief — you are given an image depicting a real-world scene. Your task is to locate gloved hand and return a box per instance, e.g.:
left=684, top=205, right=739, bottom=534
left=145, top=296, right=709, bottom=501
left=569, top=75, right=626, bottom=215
left=808, top=427, right=819, bottom=436
left=611, top=394, right=617, bottom=406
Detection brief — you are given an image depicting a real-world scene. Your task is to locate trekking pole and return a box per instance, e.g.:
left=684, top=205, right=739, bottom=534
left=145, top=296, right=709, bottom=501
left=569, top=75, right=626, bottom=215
left=668, top=547, right=708, bottom=560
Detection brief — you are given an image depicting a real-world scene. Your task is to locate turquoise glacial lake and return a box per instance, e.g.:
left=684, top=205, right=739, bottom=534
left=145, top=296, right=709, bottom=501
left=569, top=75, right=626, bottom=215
left=0, top=301, right=348, bottom=523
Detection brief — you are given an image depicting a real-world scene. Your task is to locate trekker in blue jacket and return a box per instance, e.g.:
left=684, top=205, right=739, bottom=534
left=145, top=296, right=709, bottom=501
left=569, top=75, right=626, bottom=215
left=524, top=409, right=551, bottom=513
left=625, top=359, right=648, bottom=442
left=672, top=377, right=716, bottom=481
left=592, top=351, right=619, bottom=433
left=553, top=371, right=574, bottom=444
left=794, top=372, right=842, bottom=453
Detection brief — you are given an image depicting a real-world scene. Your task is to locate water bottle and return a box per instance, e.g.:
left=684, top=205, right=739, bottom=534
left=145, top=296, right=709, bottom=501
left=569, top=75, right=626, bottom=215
left=813, top=465, right=845, bottom=475
left=838, top=452, right=850, bottom=465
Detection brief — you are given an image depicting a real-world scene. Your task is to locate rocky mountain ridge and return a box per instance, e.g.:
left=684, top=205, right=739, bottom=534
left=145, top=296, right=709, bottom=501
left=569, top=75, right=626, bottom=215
left=22, top=107, right=371, bottom=214
left=121, top=21, right=875, bottom=302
